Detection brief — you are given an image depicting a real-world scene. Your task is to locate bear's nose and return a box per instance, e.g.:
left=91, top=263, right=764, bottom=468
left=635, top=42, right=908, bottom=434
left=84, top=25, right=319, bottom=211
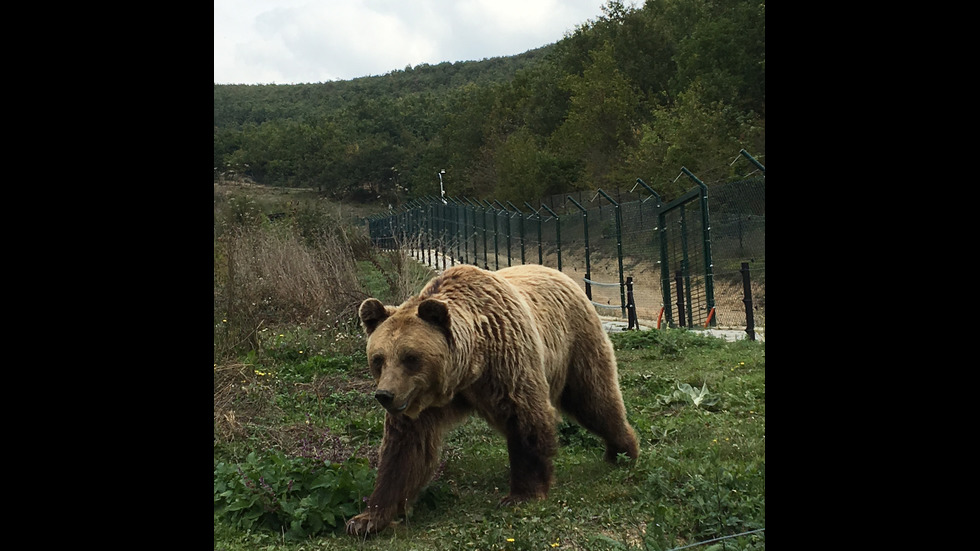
left=375, top=389, right=395, bottom=408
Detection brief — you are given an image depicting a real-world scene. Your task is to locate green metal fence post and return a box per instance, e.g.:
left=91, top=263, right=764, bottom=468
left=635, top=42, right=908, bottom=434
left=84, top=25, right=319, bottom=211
left=739, top=149, right=766, bottom=173
left=479, top=200, right=491, bottom=269
left=440, top=201, right=447, bottom=269
left=494, top=200, right=510, bottom=267
left=540, top=203, right=561, bottom=271
left=565, top=196, right=590, bottom=300
left=525, top=202, right=542, bottom=265
left=410, top=199, right=419, bottom=260
left=658, top=199, right=672, bottom=327
left=448, top=197, right=460, bottom=266
left=679, top=203, right=693, bottom=327
left=481, top=200, right=497, bottom=270
left=428, top=198, right=435, bottom=268
left=459, top=197, right=469, bottom=264
left=632, top=178, right=662, bottom=229
left=507, top=201, right=525, bottom=265
left=465, top=197, right=481, bottom=266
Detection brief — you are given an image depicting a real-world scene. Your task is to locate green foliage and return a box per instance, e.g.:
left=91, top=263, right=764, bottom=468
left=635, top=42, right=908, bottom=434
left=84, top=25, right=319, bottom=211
left=659, top=381, right=720, bottom=410
left=214, top=450, right=375, bottom=540
left=214, top=0, right=765, bottom=204
left=218, top=193, right=265, bottom=234
left=550, top=41, right=641, bottom=190
left=610, top=327, right=724, bottom=358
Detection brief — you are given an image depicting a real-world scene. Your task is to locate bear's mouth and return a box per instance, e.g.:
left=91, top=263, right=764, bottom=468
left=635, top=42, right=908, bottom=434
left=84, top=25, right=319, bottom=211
left=385, top=392, right=414, bottom=415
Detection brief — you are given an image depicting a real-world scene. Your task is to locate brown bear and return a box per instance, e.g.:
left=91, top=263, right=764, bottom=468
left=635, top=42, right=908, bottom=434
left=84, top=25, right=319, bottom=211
left=346, top=264, right=639, bottom=536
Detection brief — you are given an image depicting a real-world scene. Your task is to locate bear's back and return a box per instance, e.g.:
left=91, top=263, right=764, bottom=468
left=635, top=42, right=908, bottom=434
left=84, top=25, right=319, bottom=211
left=421, top=264, right=606, bottom=387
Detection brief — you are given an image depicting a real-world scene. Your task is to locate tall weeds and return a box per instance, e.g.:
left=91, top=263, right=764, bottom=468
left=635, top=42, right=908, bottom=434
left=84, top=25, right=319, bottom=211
left=214, top=188, right=437, bottom=362
left=214, top=194, right=370, bottom=361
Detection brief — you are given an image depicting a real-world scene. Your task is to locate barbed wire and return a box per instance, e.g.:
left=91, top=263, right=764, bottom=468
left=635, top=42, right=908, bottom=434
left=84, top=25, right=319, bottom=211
left=583, top=277, right=622, bottom=287
left=667, top=528, right=766, bottom=550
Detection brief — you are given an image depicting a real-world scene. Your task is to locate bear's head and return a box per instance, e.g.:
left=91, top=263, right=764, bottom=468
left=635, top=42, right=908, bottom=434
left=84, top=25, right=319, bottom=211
left=358, top=297, right=453, bottom=419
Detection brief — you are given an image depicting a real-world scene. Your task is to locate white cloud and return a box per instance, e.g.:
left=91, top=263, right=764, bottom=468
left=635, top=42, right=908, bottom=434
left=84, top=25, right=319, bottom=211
left=214, top=0, right=604, bottom=84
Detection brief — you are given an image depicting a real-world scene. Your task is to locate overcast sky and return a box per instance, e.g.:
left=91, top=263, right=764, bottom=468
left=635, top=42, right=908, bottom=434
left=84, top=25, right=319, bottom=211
left=214, top=0, right=607, bottom=84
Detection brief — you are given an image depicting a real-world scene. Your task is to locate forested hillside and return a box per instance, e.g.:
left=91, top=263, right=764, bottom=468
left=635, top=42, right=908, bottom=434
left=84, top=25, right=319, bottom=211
left=213, top=0, right=765, bottom=208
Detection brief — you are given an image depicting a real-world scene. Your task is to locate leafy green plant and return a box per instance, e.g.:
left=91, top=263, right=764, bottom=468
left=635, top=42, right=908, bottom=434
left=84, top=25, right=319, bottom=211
left=214, top=449, right=375, bottom=540
left=660, top=381, right=720, bottom=409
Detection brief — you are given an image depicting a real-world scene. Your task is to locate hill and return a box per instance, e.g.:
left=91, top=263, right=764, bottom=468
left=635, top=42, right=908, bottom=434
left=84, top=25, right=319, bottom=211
left=214, top=0, right=765, bottom=209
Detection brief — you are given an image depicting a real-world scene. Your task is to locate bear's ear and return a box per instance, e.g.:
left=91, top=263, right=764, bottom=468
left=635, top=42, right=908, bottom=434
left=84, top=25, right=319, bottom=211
left=359, top=298, right=391, bottom=335
left=417, top=298, right=450, bottom=330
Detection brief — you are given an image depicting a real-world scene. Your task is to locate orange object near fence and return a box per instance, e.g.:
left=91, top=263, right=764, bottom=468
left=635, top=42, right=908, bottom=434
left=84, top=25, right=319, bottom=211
left=704, top=307, right=716, bottom=328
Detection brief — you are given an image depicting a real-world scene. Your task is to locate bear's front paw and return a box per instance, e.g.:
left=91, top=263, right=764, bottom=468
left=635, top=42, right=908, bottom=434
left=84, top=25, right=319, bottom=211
left=499, top=490, right=546, bottom=507
left=346, top=513, right=382, bottom=536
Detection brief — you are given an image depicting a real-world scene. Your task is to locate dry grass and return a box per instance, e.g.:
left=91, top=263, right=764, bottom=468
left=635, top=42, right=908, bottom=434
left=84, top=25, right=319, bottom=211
left=213, top=184, right=376, bottom=360
left=213, top=362, right=279, bottom=443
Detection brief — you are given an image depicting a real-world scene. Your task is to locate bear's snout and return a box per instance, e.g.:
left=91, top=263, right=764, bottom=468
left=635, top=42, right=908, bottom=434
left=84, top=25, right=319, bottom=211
left=375, top=389, right=395, bottom=408
left=375, top=389, right=410, bottom=413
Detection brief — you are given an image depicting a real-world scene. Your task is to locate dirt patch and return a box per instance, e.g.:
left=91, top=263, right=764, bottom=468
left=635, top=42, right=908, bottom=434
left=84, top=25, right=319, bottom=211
left=214, top=362, right=380, bottom=465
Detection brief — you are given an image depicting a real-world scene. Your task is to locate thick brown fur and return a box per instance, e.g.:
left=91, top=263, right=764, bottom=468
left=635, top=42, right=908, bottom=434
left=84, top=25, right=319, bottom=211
left=347, top=264, right=639, bottom=536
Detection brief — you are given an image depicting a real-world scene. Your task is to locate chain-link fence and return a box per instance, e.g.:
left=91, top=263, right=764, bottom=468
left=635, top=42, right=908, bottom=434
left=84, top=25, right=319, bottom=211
left=368, top=168, right=764, bottom=334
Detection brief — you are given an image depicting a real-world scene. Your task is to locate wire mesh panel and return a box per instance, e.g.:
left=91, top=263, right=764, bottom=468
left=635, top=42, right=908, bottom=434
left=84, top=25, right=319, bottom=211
left=506, top=209, right=525, bottom=265
left=522, top=209, right=542, bottom=266
left=489, top=207, right=506, bottom=270
left=472, top=203, right=490, bottom=269
left=703, top=176, right=765, bottom=329
left=585, top=198, right=627, bottom=317
left=620, top=198, right=665, bottom=323
left=462, top=203, right=479, bottom=266
left=558, top=201, right=588, bottom=299
left=540, top=211, right=561, bottom=270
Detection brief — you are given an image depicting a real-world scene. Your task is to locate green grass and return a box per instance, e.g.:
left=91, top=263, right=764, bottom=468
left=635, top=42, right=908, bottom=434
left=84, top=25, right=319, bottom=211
left=213, top=183, right=764, bottom=549
left=214, top=324, right=764, bottom=550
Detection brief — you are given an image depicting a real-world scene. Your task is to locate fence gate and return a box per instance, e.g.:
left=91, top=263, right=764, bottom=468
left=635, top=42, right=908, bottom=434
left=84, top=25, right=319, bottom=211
left=658, top=169, right=716, bottom=328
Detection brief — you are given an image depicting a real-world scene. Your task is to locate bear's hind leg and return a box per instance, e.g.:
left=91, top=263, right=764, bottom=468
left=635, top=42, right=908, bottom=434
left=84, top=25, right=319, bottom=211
left=561, top=346, right=640, bottom=463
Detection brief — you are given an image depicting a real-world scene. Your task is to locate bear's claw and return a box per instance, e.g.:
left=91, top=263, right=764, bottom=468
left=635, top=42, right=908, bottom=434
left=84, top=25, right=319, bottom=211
left=346, top=514, right=376, bottom=536
left=499, top=491, right=545, bottom=507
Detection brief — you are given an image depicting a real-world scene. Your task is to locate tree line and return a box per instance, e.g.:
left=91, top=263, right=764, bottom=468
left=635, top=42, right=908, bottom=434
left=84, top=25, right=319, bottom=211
left=213, top=0, right=765, bottom=207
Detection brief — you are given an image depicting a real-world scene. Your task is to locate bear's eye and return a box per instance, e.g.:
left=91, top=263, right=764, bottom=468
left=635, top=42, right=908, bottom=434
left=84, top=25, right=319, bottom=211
left=370, top=355, right=384, bottom=373
left=402, top=354, right=421, bottom=372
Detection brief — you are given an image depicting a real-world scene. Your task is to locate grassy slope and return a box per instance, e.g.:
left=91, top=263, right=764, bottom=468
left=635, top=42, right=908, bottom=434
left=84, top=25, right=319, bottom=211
left=215, top=185, right=764, bottom=549
left=214, top=327, right=765, bottom=551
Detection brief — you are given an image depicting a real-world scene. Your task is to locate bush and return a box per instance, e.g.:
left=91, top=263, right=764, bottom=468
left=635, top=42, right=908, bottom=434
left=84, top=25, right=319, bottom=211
left=214, top=450, right=376, bottom=540
left=610, top=327, right=723, bottom=357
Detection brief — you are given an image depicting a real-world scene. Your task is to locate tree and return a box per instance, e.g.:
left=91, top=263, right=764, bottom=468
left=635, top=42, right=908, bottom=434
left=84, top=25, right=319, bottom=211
left=549, top=42, right=641, bottom=190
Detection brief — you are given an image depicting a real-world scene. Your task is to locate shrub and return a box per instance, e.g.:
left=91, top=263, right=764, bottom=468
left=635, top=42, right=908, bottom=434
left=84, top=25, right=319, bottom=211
left=214, top=449, right=376, bottom=540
